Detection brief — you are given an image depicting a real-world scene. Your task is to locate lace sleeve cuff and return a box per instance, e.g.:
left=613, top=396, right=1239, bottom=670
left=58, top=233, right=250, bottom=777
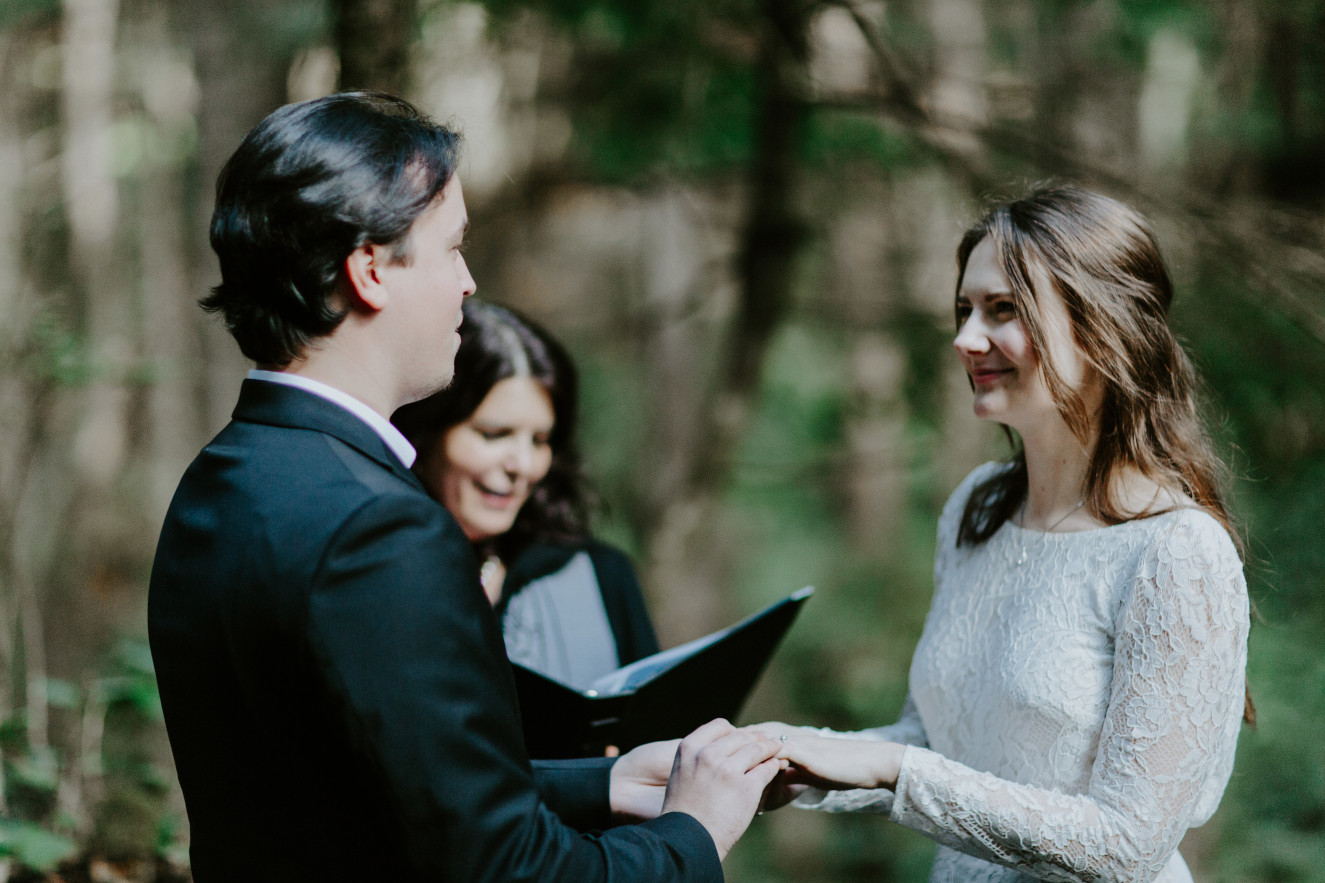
left=792, top=786, right=895, bottom=814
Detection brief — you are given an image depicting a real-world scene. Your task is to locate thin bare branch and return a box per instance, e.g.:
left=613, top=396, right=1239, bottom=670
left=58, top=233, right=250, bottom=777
left=828, top=9, right=1325, bottom=347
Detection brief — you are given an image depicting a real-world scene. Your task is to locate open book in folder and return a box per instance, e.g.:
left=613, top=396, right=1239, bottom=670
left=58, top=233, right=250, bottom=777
left=512, top=586, right=814, bottom=758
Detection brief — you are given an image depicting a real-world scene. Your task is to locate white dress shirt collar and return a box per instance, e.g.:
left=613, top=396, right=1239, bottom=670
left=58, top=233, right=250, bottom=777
left=248, top=369, right=417, bottom=469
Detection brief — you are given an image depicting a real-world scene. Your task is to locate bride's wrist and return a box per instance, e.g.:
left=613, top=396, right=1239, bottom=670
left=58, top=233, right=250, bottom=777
left=874, top=743, right=904, bottom=789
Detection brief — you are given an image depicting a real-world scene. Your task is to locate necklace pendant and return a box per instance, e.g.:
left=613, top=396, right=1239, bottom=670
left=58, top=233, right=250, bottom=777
left=480, top=555, right=502, bottom=590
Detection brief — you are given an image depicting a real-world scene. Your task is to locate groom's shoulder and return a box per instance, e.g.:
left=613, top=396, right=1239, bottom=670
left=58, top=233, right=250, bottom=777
left=173, top=416, right=431, bottom=543
left=228, top=419, right=416, bottom=496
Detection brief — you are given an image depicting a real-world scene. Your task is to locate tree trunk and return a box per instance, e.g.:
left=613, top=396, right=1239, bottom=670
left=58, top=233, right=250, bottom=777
left=336, top=0, right=417, bottom=94
left=63, top=0, right=129, bottom=492
left=55, top=0, right=124, bottom=832
left=138, top=1, right=205, bottom=519
left=177, top=0, right=290, bottom=431
left=644, top=0, right=813, bottom=643
left=0, top=26, right=24, bottom=813
left=925, top=0, right=987, bottom=158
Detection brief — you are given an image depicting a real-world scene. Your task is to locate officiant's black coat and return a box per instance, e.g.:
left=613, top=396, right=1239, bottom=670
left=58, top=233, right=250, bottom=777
left=148, top=379, right=720, bottom=882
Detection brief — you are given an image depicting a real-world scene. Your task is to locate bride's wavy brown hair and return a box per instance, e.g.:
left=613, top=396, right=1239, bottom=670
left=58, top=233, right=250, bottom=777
left=952, top=186, right=1253, bottom=723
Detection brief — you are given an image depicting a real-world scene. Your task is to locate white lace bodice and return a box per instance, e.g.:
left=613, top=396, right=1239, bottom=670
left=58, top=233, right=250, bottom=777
left=798, top=462, right=1249, bottom=883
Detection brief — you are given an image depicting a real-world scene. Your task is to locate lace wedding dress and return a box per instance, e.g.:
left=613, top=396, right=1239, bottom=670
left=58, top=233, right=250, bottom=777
left=797, top=463, right=1249, bottom=883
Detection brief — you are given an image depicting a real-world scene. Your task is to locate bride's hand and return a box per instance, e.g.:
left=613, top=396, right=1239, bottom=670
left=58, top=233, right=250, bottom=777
left=772, top=732, right=905, bottom=791
left=741, top=722, right=818, bottom=811
left=744, top=721, right=802, bottom=741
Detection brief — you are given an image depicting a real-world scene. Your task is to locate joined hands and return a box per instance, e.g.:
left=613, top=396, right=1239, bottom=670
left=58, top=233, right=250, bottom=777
left=609, top=720, right=784, bottom=861
left=608, top=718, right=904, bottom=861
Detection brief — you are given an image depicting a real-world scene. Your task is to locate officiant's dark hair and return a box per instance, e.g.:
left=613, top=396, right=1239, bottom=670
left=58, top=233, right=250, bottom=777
left=204, top=91, right=462, bottom=367
left=392, top=300, right=593, bottom=561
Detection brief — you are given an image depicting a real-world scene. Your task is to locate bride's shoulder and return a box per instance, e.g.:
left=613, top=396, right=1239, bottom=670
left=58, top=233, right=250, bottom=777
left=938, top=461, right=1012, bottom=525
left=1119, top=477, right=1243, bottom=577
left=1116, top=473, right=1218, bottom=534
left=1116, top=471, right=1193, bottom=518
left=950, top=460, right=1013, bottom=503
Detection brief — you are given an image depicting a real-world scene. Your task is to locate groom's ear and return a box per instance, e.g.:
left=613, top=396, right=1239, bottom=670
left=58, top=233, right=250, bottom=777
left=342, top=243, right=393, bottom=313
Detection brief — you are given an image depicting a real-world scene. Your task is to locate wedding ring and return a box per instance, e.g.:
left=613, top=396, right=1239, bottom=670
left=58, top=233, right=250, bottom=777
left=779, top=734, right=789, bottom=744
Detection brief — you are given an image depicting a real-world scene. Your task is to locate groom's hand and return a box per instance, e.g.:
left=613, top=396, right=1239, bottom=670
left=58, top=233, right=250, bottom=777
left=757, top=767, right=812, bottom=812
left=609, top=738, right=680, bottom=823
left=659, top=719, right=783, bottom=861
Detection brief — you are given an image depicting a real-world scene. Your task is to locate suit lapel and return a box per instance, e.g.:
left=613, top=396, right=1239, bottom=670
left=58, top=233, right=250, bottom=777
left=231, top=379, right=425, bottom=490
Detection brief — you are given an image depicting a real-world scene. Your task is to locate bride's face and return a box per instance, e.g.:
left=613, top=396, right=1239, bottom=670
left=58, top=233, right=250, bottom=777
left=953, top=237, right=1094, bottom=437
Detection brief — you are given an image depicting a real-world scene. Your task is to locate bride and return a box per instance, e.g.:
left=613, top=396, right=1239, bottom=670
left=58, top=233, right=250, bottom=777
left=762, top=186, right=1251, bottom=883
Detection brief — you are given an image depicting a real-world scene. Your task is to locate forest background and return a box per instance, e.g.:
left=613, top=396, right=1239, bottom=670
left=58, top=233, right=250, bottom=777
left=0, top=0, right=1323, bottom=880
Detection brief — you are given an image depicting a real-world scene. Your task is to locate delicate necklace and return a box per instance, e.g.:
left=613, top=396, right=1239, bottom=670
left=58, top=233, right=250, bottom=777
left=1015, top=499, right=1084, bottom=567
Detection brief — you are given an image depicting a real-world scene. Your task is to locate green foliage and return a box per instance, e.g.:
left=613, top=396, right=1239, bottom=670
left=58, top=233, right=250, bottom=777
left=740, top=325, right=848, bottom=461
left=8, top=746, right=60, bottom=795
left=0, top=640, right=172, bottom=876
left=237, top=0, right=330, bottom=56
left=481, top=0, right=766, bottom=180
left=1177, top=263, right=1325, bottom=619
left=892, top=307, right=957, bottom=436
left=0, top=0, right=57, bottom=31
left=20, top=312, right=96, bottom=388
left=569, top=340, right=656, bottom=550
left=41, top=678, right=81, bottom=711
left=1172, top=257, right=1325, bottom=880
left=1113, top=0, right=1220, bottom=60
left=155, top=812, right=190, bottom=869
left=98, top=640, right=165, bottom=722
left=111, top=113, right=201, bottom=178
left=802, top=112, right=929, bottom=175
left=0, top=819, right=78, bottom=874
left=1211, top=621, right=1325, bottom=881
left=571, top=59, right=758, bottom=180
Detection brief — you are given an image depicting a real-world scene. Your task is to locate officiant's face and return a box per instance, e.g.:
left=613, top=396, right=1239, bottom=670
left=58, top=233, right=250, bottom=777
left=427, top=376, right=556, bottom=542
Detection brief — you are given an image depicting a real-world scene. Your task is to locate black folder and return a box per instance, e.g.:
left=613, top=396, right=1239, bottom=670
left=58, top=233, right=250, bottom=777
left=512, top=586, right=813, bottom=758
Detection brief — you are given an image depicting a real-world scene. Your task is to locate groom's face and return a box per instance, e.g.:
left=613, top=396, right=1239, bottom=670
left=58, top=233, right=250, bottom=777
left=378, top=175, right=476, bottom=400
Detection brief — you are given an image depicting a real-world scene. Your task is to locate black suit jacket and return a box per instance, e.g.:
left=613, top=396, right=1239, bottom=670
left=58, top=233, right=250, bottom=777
left=148, top=380, right=721, bottom=882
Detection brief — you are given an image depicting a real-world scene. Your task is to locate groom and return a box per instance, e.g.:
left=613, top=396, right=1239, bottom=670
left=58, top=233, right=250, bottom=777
left=147, top=92, right=781, bottom=882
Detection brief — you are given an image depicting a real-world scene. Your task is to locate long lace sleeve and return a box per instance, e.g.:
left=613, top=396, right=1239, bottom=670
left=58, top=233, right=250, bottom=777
left=889, top=514, right=1249, bottom=882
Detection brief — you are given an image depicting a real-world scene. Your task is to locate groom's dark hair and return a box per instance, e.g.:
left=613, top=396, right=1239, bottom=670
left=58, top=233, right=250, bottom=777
left=204, top=91, right=462, bottom=367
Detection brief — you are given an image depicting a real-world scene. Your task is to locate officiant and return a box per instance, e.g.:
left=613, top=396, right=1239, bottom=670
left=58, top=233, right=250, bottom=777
left=392, top=299, right=660, bottom=720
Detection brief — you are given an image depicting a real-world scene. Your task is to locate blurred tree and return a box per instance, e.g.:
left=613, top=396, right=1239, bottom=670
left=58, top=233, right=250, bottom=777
left=467, top=0, right=823, bottom=641
left=646, top=0, right=817, bottom=643
left=0, top=0, right=311, bottom=876
left=336, top=0, right=417, bottom=92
